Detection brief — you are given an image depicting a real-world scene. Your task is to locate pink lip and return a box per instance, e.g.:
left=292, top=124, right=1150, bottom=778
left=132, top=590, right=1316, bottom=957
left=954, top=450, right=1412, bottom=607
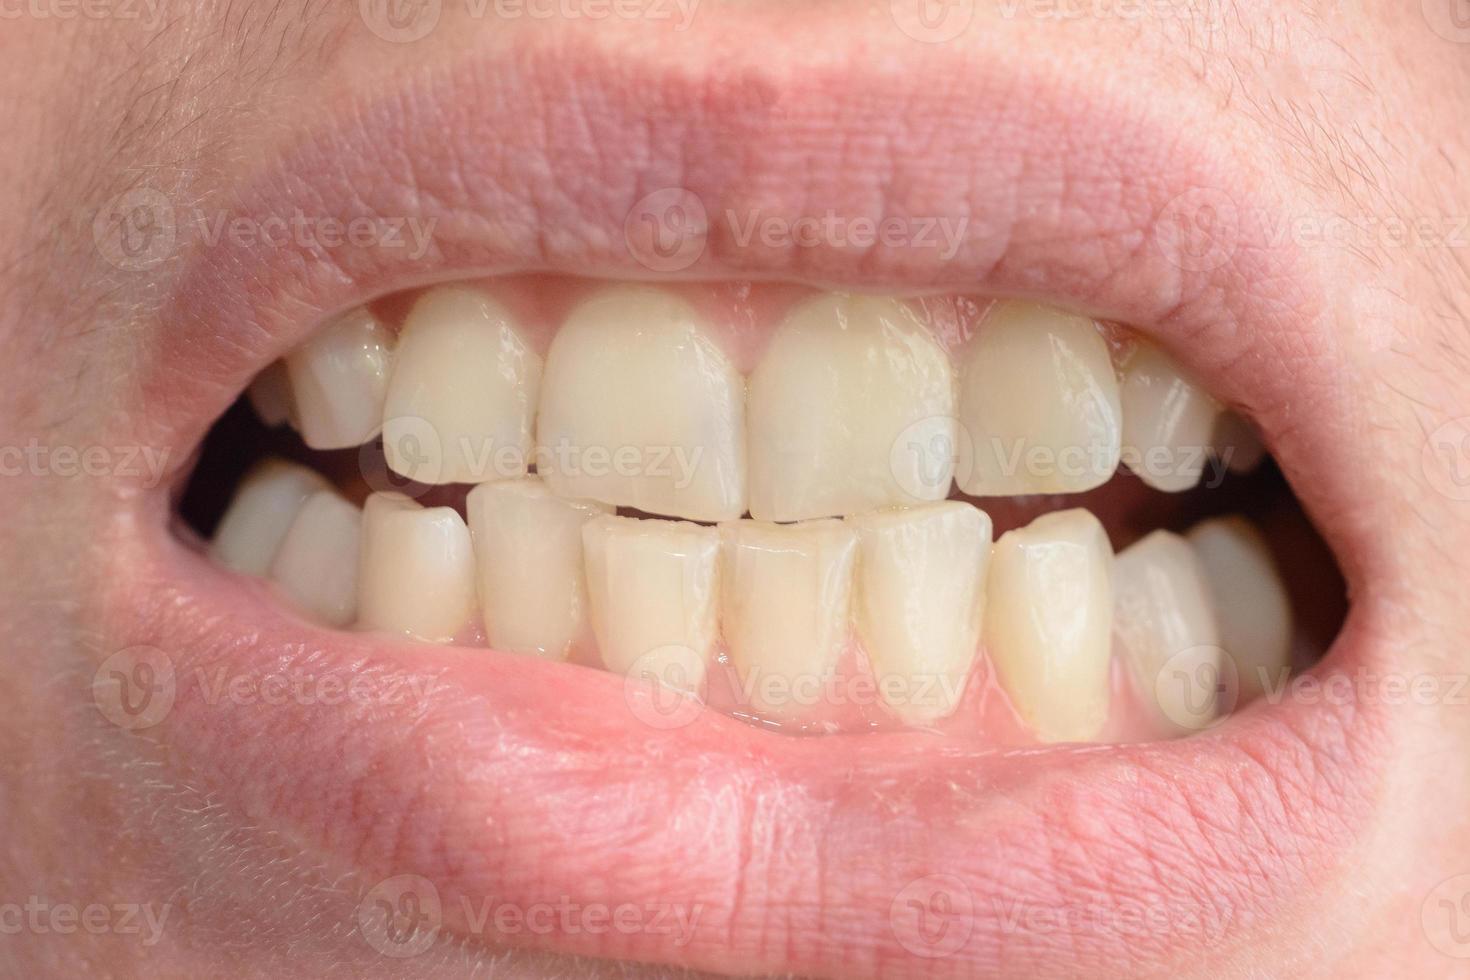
left=99, top=24, right=1389, bottom=977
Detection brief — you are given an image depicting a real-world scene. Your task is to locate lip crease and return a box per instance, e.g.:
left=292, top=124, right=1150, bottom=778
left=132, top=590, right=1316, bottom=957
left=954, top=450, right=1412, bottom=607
left=101, top=31, right=1388, bottom=978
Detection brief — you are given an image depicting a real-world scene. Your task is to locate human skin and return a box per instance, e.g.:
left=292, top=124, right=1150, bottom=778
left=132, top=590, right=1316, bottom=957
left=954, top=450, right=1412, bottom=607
left=1, top=0, right=1469, bottom=977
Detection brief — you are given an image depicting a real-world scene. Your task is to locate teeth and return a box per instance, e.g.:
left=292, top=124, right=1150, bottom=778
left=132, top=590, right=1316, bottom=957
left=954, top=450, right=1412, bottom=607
left=382, top=287, right=541, bottom=486
left=581, top=515, right=720, bottom=692
left=466, top=479, right=611, bottom=660
left=210, top=459, right=331, bottom=575
left=1112, top=530, right=1224, bottom=732
left=357, top=492, right=477, bottom=643
left=1120, top=342, right=1222, bottom=492
left=850, top=503, right=990, bottom=724
left=747, top=294, right=955, bottom=522
left=1212, top=411, right=1267, bottom=474
left=284, top=308, right=394, bottom=449
left=957, top=302, right=1121, bottom=495
left=721, top=519, right=858, bottom=719
left=247, top=361, right=294, bottom=428
left=268, top=490, right=362, bottom=627
left=536, top=287, right=746, bottom=522
left=983, top=508, right=1114, bottom=743
left=1186, top=517, right=1293, bottom=702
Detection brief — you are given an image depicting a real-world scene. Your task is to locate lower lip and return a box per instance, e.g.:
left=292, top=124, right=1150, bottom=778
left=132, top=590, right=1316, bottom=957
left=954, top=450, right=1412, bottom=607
left=100, top=515, right=1383, bottom=978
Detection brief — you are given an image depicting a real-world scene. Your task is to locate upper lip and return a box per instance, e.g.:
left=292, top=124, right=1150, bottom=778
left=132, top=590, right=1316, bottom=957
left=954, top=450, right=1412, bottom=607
left=101, top=25, right=1385, bottom=979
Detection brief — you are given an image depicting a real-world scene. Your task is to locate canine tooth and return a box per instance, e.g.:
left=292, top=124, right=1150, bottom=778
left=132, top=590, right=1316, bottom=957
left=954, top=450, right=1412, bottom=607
left=466, top=479, right=611, bottom=660
left=957, top=302, right=1121, bottom=495
left=1113, top=530, right=1224, bottom=732
left=1120, top=342, right=1222, bottom=492
left=582, top=516, right=719, bottom=692
left=721, top=519, right=858, bottom=719
left=210, top=459, right=331, bottom=575
left=983, top=508, right=1113, bottom=743
left=747, top=294, right=955, bottom=522
left=851, top=503, right=990, bottom=724
left=285, top=308, right=393, bottom=449
left=1186, top=516, right=1293, bottom=702
left=357, top=492, right=477, bottom=643
left=537, top=287, right=746, bottom=522
left=247, top=361, right=294, bottom=428
left=268, top=490, right=362, bottom=627
left=383, top=287, right=541, bottom=486
left=1213, top=411, right=1267, bottom=473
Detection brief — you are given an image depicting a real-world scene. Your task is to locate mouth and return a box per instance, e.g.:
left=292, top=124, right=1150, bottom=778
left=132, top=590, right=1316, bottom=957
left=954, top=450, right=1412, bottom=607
left=98, top=26, right=1385, bottom=979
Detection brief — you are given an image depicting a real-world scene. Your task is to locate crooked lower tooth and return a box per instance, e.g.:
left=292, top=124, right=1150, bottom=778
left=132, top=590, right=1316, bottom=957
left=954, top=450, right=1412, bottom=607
left=1113, top=530, right=1224, bottom=733
left=1186, top=516, right=1293, bottom=702
left=957, top=302, right=1121, bottom=495
left=382, top=287, right=541, bottom=486
left=537, top=287, right=746, bottom=522
left=285, top=308, right=394, bottom=449
left=721, top=519, right=857, bottom=719
left=582, top=515, right=719, bottom=693
left=268, top=490, right=362, bottom=627
left=1120, top=342, right=1222, bottom=492
left=747, top=294, right=955, bottom=522
left=466, top=479, right=611, bottom=660
left=210, top=459, right=331, bottom=576
left=357, top=492, right=477, bottom=643
left=851, top=503, right=990, bottom=724
left=247, top=361, right=294, bottom=428
left=984, top=508, right=1114, bottom=743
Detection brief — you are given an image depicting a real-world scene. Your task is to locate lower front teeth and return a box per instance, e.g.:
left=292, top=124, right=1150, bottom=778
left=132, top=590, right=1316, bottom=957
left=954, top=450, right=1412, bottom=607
left=357, top=493, right=478, bottom=643
left=209, top=459, right=330, bottom=575
left=268, top=490, right=362, bottom=628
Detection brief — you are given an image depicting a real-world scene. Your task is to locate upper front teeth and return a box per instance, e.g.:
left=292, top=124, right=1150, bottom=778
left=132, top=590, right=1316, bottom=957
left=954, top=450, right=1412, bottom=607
left=285, top=308, right=394, bottom=450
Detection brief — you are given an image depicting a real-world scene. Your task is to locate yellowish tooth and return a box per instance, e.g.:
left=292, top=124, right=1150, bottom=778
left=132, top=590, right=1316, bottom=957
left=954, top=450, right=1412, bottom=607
left=285, top=308, right=394, bottom=449
left=851, top=503, right=990, bottom=725
left=1120, top=342, right=1222, bottom=492
left=268, top=490, right=362, bottom=627
left=357, top=492, right=477, bottom=643
left=1186, top=516, right=1293, bottom=703
left=247, top=361, right=294, bottom=428
left=957, top=302, right=1121, bottom=495
left=537, top=286, right=746, bottom=522
left=466, top=478, right=611, bottom=660
left=1212, top=411, right=1267, bottom=474
left=747, top=294, right=955, bottom=522
left=983, top=508, right=1114, bottom=743
left=581, top=515, right=719, bottom=693
left=210, top=459, right=331, bottom=576
left=721, top=519, right=857, bottom=720
left=382, top=287, right=541, bottom=486
left=1113, top=530, right=1224, bottom=733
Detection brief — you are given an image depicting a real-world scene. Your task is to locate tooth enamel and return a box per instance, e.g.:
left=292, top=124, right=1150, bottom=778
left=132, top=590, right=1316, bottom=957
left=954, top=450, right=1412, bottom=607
left=536, top=287, right=746, bottom=522
left=1112, top=530, right=1224, bottom=732
left=284, top=308, right=394, bottom=449
left=247, top=361, right=294, bottom=428
left=1213, top=411, right=1267, bottom=474
left=268, top=490, right=362, bottom=627
left=466, top=479, right=612, bottom=660
left=747, top=294, right=955, bottom=522
left=851, top=503, right=990, bottom=724
left=581, top=515, right=720, bottom=693
left=1186, top=516, right=1293, bottom=703
left=210, top=459, right=331, bottom=576
left=721, top=518, right=858, bottom=719
left=983, top=508, right=1114, bottom=743
left=957, top=302, right=1121, bottom=495
left=1120, top=342, right=1222, bottom=492
left=382, top=287, right=541, bottom=486
left=357, top=492, right=477, bottom=643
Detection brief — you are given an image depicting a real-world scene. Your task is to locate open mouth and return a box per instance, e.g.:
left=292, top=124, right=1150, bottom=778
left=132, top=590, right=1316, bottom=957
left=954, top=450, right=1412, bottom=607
left=94, top=32, right=1392, bottom=979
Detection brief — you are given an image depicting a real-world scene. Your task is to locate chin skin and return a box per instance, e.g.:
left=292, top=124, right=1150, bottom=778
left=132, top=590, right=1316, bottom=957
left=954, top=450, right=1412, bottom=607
left=1, top=2, right=1470, bottom=979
